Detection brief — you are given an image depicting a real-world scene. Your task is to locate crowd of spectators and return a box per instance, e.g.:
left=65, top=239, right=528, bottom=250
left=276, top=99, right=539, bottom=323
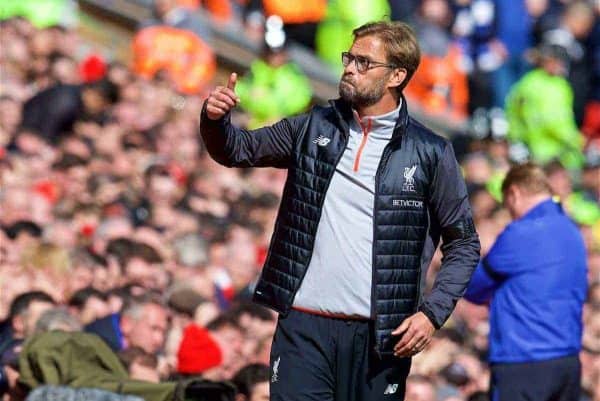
left=0, top=0, right=599, bottom=400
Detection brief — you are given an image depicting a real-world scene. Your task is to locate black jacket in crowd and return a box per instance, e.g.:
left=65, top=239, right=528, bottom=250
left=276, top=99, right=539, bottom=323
left=200, top=97, right=481, bottom=354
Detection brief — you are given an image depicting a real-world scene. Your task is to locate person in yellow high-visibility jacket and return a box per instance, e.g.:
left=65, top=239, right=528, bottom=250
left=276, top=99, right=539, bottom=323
left=505, top=44, right=585, bottom=169
left=236, top=16, right=312, bottom=128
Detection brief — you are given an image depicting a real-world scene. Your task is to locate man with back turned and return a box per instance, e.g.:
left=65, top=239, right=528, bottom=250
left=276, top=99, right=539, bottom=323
left=465, top=163, right=587, bottom=401
left=200, top=20, right=480, bottom=401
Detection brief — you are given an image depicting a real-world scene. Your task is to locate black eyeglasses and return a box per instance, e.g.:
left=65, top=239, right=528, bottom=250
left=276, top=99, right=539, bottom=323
left=341, top=51, right=397, bottom=73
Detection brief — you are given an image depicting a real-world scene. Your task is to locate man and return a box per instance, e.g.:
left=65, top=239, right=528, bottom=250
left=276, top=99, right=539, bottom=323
left=201, top=21, right=480, bottom=400
left=0, top=291, right=55, bottom=355
left=505, top=43, right=585, bottom=169
left=34, top=307, right=82, bottom=333
left=464, top=163, right=587, bottom=401
left=85, top=295, right=168, bottom=355
left=68, top=287, right=111, bottom=325
left=20, top=79, right=118, bottom=143
left=236, top=15, right=312, bottom=129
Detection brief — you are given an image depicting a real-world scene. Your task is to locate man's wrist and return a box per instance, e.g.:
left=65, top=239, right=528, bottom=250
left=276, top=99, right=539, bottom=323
left=418, top=304, right=440, bottom=330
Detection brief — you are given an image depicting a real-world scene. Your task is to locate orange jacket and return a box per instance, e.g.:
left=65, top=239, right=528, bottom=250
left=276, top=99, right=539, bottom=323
left=262, top=0, right=326, bottom=24
left=132, top=26, right=216, bottom=94
left=176, top=0, right=234, bottom=22
left=405, top=44, right=468, bottom=118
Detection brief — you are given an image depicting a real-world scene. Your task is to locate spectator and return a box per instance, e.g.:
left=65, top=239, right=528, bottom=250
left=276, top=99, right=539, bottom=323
left=545, top=161, right=600, bottom=227
left=119, top=347, right=161, bottom=383
left=34, top=307, right=82, bottom=333
left=0, top=291, right=55, bottom=355
left=68, top=287, right=111, bottom=325
left=236, top=15, right=312, bottom=128
left=231, top=363, right=269, bottom=401
left=465, top=163, right=587, bottom=401
left=452, top=0, right=498, bottom=111
left=406, top=0, right=469, bottom=119
left=205, top=315, right=245, bottom=379
left=20, top=79, right=119, bottom=143
left=119, top=241, right=167, bottom=291
left=229, top=302, right=276, bottom=342
left=176, top=323, right=223, bottom=378
left=505, top=43, right=585, bottom=169
left=541, top=1, right=595, bottom=124
left=490, top=0, right=534, bottom=107
left=85, top=295, right=168, bottom=354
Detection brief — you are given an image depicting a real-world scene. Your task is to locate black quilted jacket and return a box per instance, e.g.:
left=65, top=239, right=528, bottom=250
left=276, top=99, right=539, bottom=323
left=200, top=97, right=480, bottom=354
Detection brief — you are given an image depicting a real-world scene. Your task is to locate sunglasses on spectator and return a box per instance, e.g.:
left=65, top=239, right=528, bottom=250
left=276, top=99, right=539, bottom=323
left=341, top=52, right=397, bottom=73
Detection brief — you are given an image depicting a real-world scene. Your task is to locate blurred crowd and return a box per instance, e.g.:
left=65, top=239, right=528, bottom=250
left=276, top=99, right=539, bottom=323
left=0, top=0, right=599, bottom=400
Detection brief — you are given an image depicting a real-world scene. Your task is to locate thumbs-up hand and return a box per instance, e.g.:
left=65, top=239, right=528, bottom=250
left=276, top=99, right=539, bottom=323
left=206, top=72, right=240, bottom=120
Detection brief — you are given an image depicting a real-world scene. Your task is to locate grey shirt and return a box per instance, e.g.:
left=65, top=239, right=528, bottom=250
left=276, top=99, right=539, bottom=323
left=292, top=102, right=401, bottom=317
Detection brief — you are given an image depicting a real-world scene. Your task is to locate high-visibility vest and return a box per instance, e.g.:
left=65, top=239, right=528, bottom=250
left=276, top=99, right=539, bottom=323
left=315, top=0, right=390, bottom=71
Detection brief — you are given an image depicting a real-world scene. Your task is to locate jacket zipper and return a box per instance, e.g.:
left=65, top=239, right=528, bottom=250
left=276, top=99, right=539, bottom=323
left=353, top=118, right=372, bottom=172
left=371, top=143, right=393, bottom=354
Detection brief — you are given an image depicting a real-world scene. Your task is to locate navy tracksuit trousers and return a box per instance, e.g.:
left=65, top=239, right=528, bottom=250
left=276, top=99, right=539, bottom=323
left=269, top=309, right=411, bottom=401
left=490, top=355, right=581, bottom=401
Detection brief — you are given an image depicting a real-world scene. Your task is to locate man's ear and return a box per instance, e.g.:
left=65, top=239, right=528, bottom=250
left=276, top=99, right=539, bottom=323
left=388, top=68, right=407, bottom=91
left=509, top=185, right=522, bottom=200
left=235, top=394, right=246, bottom=401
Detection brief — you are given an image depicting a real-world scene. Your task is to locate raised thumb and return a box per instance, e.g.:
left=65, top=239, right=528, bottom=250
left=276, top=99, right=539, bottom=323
left=227, top=72, right=237, bottom=90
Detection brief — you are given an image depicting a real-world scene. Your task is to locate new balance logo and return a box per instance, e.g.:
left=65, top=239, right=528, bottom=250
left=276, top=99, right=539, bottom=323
left=312, top=135, right=331, bottom=146
left=384, top=383, right=399, bottom=395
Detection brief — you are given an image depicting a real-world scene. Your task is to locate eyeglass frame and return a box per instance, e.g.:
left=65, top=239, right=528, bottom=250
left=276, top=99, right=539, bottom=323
left=341, top=51, right=399, bottom=73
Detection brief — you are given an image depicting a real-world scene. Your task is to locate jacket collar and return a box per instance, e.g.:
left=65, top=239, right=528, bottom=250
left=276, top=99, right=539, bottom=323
left=329, top=94, right=409, bottom=141
left=519, top=198, right=564, bottom=221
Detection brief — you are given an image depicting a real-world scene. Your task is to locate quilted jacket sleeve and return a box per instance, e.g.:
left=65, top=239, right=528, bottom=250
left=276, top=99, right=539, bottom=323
left=199, top=100, right=308, bottom=169
left=419, top=142, right=481, bottom=328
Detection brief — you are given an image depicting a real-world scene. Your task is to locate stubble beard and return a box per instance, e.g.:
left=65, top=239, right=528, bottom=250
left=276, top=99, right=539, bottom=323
left=338, top=75, right=388, bottom=108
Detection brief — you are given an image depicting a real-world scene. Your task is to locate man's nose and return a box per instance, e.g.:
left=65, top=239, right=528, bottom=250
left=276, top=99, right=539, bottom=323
left=343, top=59, right=357, bottom=74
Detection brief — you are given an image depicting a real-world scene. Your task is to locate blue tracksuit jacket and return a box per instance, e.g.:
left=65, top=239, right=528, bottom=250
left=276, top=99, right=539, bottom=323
left=464, top=199, right=587, bottom=363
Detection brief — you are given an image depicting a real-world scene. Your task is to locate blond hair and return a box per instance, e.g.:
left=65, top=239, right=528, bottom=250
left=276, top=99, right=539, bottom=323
left=501, top=163, right=552, bottom=196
